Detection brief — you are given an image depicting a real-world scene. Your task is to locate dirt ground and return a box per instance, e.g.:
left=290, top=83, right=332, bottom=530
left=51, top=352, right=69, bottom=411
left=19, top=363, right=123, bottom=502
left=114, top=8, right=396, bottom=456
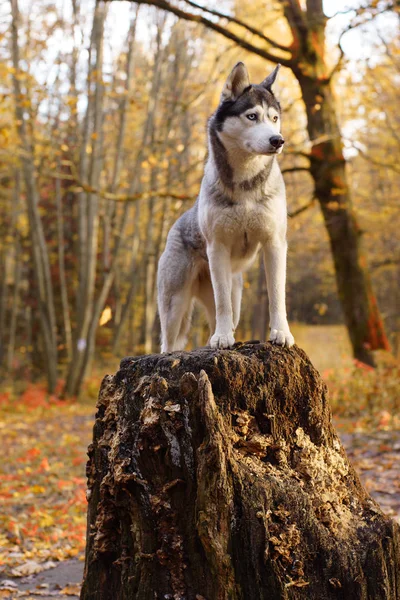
left=0, top=558, right=83, bottom=599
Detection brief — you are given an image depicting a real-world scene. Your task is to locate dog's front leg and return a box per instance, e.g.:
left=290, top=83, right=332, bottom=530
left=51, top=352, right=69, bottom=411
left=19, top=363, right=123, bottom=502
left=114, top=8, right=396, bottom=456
left=232, top=273, right=243, bottom=331
left=207, top=242, right=235, bottom=349
left=263, top=237, right=295, bottom=347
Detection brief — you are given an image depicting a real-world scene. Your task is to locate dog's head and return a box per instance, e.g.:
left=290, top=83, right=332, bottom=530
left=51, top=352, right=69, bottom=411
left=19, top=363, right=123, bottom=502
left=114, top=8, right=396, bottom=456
left=214, top=62, right=284, bottom=156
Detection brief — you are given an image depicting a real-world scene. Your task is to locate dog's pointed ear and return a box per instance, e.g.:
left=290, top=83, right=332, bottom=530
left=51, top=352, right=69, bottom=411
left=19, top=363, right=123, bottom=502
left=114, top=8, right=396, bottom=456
left=221, top=62, right=250, bottom=102
left=261, top=64, right=281, bottom=93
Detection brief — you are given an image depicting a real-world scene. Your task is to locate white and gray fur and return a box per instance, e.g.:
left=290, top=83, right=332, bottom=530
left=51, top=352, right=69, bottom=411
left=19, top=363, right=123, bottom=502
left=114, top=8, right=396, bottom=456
left=157, top=61, right=295, bottom=352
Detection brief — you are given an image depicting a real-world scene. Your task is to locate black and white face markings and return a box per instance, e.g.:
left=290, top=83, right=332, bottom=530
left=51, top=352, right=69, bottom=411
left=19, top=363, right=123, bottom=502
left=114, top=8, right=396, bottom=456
left=213, top=84, right=284, bottom=156
left=214, top=85, right=281, bottom=131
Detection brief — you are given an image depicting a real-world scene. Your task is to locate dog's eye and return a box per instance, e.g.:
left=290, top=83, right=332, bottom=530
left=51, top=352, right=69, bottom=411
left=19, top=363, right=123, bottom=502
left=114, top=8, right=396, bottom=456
left=246, top=113, right=257, bottom=121
left=272, top=115, right=279, bottom=123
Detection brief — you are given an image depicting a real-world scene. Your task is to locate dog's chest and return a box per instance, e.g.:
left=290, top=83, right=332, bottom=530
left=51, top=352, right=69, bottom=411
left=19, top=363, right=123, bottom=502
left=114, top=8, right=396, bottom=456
left=207, top=198, right=278, bottom=245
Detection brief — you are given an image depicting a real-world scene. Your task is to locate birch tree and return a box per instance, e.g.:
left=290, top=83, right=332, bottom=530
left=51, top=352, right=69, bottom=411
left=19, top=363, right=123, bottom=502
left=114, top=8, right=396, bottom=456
left=64, top=4, right=141, bottom=396
left=10, top=0, right=58, bottom=390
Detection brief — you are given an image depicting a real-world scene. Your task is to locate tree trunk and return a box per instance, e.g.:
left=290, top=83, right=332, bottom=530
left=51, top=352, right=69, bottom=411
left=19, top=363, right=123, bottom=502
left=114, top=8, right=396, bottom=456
left=80, top=343, right=400, bottom=600
left=64, top=1, right=107, bottom=397
left=7, top=244, right=21, bottom=371
left=55, top=160, right=73, bottom=363
left=296, top=73, right=390, bottom=366
left=10, top=0, right=58, bottom=391
left=111, top=210, right=140, bottom=354
left=0, top=252, right=7, bottom=366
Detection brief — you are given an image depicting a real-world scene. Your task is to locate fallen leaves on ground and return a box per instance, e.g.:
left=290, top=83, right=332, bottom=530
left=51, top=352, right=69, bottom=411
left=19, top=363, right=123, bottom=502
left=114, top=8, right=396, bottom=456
left=10, top=562, right=56, bottom=578
left=0, top=383, right=94, bottom=577
left=325, top=356, right=400, bottom=433
left=326, top=358, right=400, bottom=523
left=0, top=558, right=83, bottom=599
left=59, top=584, right=81, bottom=596
left=340, top=429, right=400, bottom=524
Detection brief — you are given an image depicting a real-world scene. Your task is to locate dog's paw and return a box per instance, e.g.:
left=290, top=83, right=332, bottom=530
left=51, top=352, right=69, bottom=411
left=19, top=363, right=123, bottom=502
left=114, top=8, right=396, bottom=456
left=210, top=332, right=235, bottom=349
left=269, top=328, right=295, bottom=348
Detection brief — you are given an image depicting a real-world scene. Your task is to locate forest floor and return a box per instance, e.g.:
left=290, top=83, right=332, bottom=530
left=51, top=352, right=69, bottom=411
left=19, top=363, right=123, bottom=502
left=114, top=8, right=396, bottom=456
left=0, top=329, right=399, bottom=598
left=0, top=389, right=93, bottom=599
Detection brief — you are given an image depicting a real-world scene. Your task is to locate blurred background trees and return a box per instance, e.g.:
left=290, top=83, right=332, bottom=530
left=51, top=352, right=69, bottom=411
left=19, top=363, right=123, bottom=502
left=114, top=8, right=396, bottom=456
left=0, top=0, right=399, bottom=395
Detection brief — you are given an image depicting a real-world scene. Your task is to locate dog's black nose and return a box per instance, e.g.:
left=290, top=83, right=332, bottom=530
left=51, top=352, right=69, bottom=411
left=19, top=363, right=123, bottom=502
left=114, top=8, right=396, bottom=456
left=270, top=135, right=284, bottom=148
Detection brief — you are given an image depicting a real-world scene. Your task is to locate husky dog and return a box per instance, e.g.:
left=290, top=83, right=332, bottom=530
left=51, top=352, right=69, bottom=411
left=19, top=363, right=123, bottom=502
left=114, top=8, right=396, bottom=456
left=157, top=62, right=294, bottom=352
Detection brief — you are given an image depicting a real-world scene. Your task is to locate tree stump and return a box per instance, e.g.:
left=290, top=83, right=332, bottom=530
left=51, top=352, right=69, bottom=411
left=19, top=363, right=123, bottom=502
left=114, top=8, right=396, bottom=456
left=80, top=343, right=400, bottom=599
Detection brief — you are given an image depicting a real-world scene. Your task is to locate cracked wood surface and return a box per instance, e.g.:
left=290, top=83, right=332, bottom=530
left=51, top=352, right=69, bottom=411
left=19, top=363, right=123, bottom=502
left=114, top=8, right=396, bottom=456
left=80, top=342, right=400, bottom=599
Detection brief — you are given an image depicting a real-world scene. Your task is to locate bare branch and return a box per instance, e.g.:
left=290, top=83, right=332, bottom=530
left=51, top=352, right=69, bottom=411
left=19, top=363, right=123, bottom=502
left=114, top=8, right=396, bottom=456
left=288, top=198, right=315, bottom=218
left=181, top=0, right=292, bottom=53
left=376, top=29, right=400, bottom=74
left=325, top=1, right=399, bottom=84
left=75, top=186, right=197, bottom=204
left=282, top=166, right=311, bottom=175
left=326, top=47, right=346, bottom=81
left=104, top=0, right=294, bottom=66
left=329, top=2, right=396, bottom=20
left=371, top=258, right=400, bottom=270
left=337, top=3, right=397, bottom=55
left=285, top=149, right=312, bottom=160
left=45, top=170, right=196, bottom=203
left=350, top=142, right=400, bottom=174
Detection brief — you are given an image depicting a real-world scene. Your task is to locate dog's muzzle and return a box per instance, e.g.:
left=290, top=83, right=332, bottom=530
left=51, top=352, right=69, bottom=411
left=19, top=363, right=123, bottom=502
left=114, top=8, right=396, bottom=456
left=269, top=135, right=285, bottom=149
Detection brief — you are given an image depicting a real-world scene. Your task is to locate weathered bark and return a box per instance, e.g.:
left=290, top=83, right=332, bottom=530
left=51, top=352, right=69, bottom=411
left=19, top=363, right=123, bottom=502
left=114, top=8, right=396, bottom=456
left=81, top=343, right=400, bottom=600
